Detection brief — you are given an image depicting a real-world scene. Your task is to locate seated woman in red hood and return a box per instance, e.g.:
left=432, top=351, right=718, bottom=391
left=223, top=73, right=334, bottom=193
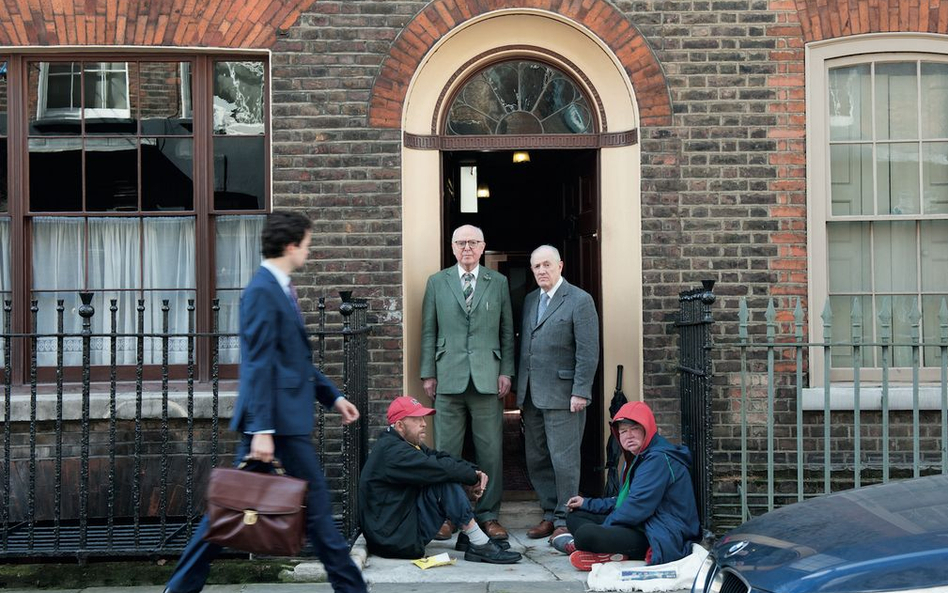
left=553, top=401, right=702, bottom=571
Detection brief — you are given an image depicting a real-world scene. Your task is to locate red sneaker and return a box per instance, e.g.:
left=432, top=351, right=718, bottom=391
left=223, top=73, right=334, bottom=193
left=569, top=550, right=628, bottom=571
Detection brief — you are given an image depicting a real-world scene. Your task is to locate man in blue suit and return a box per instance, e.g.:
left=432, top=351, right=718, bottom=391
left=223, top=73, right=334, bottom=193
left=165, top=211, right=367, bottom=593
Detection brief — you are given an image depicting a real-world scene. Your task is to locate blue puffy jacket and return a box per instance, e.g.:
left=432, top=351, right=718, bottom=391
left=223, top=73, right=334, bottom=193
left=580, top=401, right=701, bottom=565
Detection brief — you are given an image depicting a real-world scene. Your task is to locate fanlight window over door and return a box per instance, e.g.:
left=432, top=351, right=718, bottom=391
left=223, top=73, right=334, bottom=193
left=446, top=60, right=594, bottom=135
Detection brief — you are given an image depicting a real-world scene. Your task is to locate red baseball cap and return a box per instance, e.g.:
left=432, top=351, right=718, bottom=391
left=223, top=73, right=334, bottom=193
left=387, top=396, right=436, bottom=424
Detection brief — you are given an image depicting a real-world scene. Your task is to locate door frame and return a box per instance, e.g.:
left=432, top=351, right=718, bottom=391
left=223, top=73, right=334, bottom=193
left=400, top=10, right=644, bottom=486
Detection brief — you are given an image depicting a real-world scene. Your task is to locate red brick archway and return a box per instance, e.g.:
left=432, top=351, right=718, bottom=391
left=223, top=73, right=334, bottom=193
left=793, top=0, right=948, bottom=42
left=0, top=0, right=315, bottom=48
left=367, top=1, right=672, bottom=129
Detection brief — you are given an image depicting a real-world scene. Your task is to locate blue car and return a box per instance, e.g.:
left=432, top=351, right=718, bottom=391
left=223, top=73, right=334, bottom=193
left=692, top=474, right=948, bottom=593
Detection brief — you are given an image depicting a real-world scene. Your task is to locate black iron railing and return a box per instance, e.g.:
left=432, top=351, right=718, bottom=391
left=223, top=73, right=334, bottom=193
left=676, top=280, right=715, bottom=533
left=0, top=292, right=369, bottom=561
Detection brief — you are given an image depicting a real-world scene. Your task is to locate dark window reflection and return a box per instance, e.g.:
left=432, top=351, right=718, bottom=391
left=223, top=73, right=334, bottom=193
left=29, top=138, right=82, bottom=211
left=140, top=62, right=193, bottom=136
left=86, top=138, right=138, bottom=211
left=142, top=137, right=194, bottom=211
left=213, top=136, right=264, bottom=210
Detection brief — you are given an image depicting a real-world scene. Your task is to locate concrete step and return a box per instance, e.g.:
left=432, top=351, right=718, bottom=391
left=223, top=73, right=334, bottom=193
left=498, top=498, right=543, bottom=529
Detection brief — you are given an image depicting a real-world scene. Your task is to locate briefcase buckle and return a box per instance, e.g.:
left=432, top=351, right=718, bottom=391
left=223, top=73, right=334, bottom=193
left=243, top=510, right=258, bottom=525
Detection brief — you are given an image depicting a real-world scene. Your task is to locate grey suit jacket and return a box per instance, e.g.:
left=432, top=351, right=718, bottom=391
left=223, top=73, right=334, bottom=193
left=516, top=278, right=600, bottom=409
left=420, top=266, right=516, bottom=395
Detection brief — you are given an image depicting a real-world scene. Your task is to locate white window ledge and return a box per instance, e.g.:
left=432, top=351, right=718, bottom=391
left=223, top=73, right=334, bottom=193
left=1, top=391, right=238, bottom=423
left=802, top=385, right=948, bottom=411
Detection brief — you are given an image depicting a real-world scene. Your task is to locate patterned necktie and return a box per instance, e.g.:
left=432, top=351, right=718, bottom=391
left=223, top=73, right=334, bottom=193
left=536, top=292, right=550, bottom=324
left=462, top=272, right=474, bottom=312
left=287, top=282, right=305, bottom=323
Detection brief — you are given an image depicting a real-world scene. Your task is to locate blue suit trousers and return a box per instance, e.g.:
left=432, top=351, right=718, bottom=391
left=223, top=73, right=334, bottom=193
left=166, top=434, right=366, bottom=593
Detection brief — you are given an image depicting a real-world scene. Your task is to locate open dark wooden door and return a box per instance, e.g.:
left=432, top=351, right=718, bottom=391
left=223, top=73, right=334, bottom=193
left=561, top=151, right=604, bottom=497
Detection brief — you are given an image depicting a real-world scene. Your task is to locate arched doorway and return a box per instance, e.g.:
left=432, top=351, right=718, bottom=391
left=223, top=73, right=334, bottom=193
left=401, top=10, right=644, bottom=495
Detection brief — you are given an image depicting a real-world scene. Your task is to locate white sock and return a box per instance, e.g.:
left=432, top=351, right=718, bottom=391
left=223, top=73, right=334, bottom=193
left=462, top=523, right=490, bottom=546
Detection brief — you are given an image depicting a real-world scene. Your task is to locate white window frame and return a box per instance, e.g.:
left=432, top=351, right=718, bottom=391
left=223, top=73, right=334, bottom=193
left=37, top=61, right=131, bottom=120
left=807, top=33, right=948, bottom=387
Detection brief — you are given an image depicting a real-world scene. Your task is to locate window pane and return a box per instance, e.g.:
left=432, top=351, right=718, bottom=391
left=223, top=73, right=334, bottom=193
left=215, top=215, right=264, bottom=288
left=447, top=60, right=594, bottom=136
left=828, top=221, right=871, bottom=292
left=29, top=138, right=82, bottom=211
left=87, top=217, right=141, bottom=290
left=920, top=220, right=948, bottom=292
left=215, top=288, right=242, bottom=364
left=213, top=136, right=265, bottom=210
left=31, top=217, right=85, bottom=290
left=85, top=137, right=138, bottom=211
left=213, top=61, right=264, bottom=135
left=0, top=138, right=6, bottom=212
left=922, top=295, right=948, bottom=365
left=141, top=137, right=193, bottom=211
left=29, top=62, right=81, bottom=135
left=0, top=59, right=7, bottom=136
left=142, top=217, right=195, bottom=289
left=877, top=143, right=920, bottom=214
left=0, top=217, right=9, bottom=295
left=875, top=62, right=918, bottom=140
left=876, top=295, right=917, bottom=367
left=829, top=295, right=874, bottom=368
left=921, top=62, right=948, bottom=139
left=140, top=62, right=193, bottom=135
left=922, top=142, right=948, bottom=214
left=830, top=144, right=873, bottom=215
left=873, top=221, right=917, bottom=292
left=84, top=62, right=136, bottom=134
left=829, top=64, right=871, bottom=141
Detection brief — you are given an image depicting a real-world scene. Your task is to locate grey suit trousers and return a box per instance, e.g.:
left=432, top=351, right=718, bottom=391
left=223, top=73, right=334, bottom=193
left=522, top=389, right=585, bottom=526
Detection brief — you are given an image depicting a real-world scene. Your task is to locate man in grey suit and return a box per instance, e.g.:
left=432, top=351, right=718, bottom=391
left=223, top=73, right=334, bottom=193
left=517, top=245, right=600, bottom=542
left=420, top=224, right=516, bottom=540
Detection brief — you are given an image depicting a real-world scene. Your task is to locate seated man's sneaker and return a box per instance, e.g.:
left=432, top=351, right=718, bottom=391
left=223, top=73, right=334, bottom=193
left=569, top=550, right=628, bottom=571
left=464, top=540, right=522, bottom=564
left=550, top=532, right=575, bottom=554
left=455, top=532, right=511, bottom=552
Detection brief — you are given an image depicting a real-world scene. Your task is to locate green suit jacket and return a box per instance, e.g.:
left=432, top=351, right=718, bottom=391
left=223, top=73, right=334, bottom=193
left=420, top=266, right=515, bottom=394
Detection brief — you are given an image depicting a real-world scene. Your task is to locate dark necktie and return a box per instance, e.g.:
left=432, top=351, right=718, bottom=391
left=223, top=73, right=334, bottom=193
left=462, top=272, right=474, bottom=312
left=287, top=282, right=304, bottom=323
left=536, top=292, right=550, bottom=324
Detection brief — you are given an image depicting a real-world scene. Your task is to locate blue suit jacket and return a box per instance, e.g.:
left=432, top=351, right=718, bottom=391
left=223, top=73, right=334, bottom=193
left=230, top=266, right=341, bottom=436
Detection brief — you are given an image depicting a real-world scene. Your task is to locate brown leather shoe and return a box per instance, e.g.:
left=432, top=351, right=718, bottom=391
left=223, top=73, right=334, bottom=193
left=433, top=519, right=454, bottom=541
left=526, top=519, right=554, bottom=539
left=548, top=525, right=569, bottom=542
left=479, top=519, right=509, bottom=540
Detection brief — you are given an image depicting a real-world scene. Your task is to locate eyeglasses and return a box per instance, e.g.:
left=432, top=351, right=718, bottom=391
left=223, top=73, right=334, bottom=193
left=453, top=240, right=484, bottom=248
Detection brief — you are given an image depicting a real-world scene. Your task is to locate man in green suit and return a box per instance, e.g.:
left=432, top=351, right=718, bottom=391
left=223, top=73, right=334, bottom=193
left=420, top=224, right=515, bottom=540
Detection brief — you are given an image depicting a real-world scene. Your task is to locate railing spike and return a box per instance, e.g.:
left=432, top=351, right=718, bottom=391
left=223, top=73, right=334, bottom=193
left=738, top=298, right=749, bottom=340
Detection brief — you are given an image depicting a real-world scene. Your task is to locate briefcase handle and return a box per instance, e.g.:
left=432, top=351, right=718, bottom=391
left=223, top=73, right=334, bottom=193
left=237, top=455, right=287, bottom=476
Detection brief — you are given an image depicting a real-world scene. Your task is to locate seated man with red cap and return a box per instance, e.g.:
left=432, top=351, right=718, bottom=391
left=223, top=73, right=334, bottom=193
left=358, top=396, right=521, bottom=564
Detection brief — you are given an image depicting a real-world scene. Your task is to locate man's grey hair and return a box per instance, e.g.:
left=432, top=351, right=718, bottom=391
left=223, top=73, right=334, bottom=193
left=451, top=224, right=485, bottom=242
left=530, top=244, right=561, bottom=263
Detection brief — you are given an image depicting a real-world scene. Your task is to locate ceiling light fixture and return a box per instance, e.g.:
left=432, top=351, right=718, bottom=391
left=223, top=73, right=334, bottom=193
left=512, top=150, right=531, bottom=164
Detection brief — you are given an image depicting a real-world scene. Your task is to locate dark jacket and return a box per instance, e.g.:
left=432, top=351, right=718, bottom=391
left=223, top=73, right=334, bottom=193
left=358, top=427, right=479, bottom=558
left=581, top=401, right=701, bottom=565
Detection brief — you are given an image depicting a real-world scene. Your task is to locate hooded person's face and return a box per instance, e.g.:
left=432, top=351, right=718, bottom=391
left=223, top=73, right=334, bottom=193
left=617, top=421, right=647, bottom=455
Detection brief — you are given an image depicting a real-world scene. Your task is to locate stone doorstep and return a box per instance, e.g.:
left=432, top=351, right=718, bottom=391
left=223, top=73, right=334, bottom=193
left=497, top=499, right=543, bottom=529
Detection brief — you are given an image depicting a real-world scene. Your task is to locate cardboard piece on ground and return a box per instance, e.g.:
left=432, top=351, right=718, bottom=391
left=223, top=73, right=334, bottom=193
left=587, top=543, right=709, bottom=592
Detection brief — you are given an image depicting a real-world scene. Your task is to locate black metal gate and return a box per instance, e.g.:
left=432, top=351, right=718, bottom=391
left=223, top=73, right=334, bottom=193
left=675, top=280, right=715, bottom=532
left=1, top=291, right=369, bottom=560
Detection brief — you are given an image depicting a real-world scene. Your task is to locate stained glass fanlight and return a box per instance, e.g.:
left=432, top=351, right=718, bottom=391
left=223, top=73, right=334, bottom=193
left=445, top=60, right=594, bottom=136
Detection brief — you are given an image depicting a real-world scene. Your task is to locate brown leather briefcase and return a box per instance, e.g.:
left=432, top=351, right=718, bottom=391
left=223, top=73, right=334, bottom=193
left=203, top=458, right=308, bottom=556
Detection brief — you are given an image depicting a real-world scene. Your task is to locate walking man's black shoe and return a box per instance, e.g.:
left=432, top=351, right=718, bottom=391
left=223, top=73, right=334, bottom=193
left=454, top=532, right=511, bottom=551
left=463, top=540, right=522, bottom=564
